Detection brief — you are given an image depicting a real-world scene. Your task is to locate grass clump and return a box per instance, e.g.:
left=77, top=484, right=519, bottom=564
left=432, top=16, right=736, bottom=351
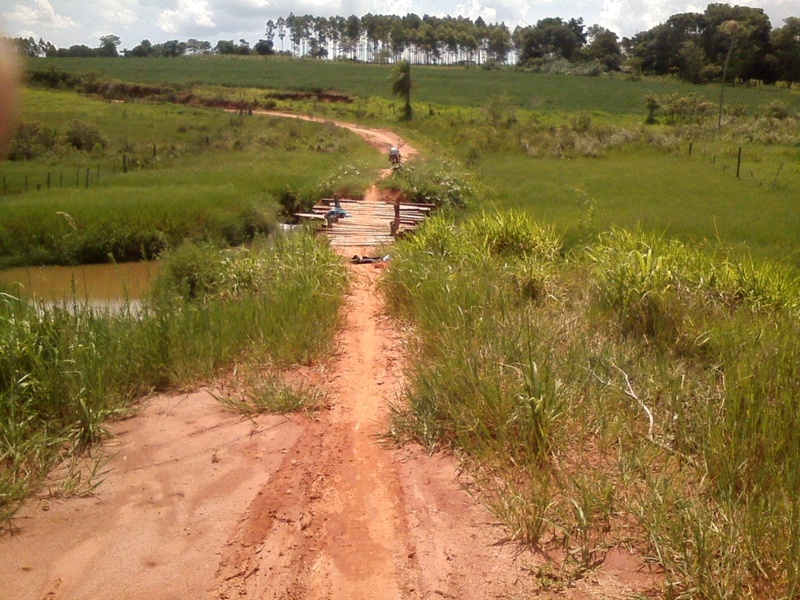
left=0, top=232, right=346, bottom=522
left=215, top=368, right=327, bottom=416
left=384, top=213, right=800, bottom=597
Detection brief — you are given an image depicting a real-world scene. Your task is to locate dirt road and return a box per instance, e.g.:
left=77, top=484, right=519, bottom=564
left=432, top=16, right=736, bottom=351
left=0, top=262, right=542, bottom=600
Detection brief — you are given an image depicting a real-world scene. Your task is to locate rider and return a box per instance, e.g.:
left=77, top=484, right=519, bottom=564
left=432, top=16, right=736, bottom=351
left=389, top=146, right=401, bottom=165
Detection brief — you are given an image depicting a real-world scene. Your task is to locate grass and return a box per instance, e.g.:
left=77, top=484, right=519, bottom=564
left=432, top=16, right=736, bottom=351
left=475, top=144, right=800, bottom=264
left=215, top=369, right=327, bottom=416
left=30, top=56, right=800, bottom=115
left=0, top=88, right=383, bottom=267
left=382, top=212, right=800, bottom=597
left=0, top=231, right=347, bottom=522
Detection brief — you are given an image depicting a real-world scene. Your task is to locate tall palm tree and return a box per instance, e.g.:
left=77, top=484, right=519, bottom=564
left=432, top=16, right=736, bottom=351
left=390, top=60, right=413, bottom=120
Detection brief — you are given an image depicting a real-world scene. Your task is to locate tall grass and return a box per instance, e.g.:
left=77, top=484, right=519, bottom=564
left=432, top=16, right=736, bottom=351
left=0, top=232, right=346, bottom=522
left=384, top=212, right=800, bottom=597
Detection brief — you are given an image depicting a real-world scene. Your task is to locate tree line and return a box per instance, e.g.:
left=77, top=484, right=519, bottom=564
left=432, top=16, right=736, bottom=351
left=7, top=3, right=800, bottom=86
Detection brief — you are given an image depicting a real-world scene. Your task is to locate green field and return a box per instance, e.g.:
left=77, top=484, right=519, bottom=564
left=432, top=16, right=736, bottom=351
left=30, top=56, right=800, bottom=115
left=479, top=145, right=800, bottom=261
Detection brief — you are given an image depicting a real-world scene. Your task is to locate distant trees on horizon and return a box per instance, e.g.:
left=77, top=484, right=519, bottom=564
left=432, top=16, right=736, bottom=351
left=7, top=3, right=800, bottom=87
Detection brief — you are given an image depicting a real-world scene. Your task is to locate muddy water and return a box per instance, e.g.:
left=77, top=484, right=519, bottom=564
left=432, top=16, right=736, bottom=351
left=0, top=262, right=158, bottom=304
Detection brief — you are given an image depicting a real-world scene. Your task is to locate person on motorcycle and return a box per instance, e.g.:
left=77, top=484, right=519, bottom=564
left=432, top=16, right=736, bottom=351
left=389, top=146, right=401, bottom=165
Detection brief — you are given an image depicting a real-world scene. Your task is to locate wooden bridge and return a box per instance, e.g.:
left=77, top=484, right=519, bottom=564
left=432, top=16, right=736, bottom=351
left=296, top=195, right=434, bottom=249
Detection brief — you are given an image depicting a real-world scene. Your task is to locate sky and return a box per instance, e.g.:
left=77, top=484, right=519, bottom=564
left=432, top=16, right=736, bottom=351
left=1, top=0, right=797, bottom=51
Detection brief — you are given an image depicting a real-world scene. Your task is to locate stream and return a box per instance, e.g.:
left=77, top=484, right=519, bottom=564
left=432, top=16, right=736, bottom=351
left=0, top=261, right=158, bottom=307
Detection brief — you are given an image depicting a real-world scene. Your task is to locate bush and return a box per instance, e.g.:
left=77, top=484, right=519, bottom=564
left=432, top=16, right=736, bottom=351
left=384, top=158, right=477, bottom=209
left=763, top=100, right=790, bottom=120
left=65, top=120, right=107, bottom=151
left=8, top=120, right=60, bottom=160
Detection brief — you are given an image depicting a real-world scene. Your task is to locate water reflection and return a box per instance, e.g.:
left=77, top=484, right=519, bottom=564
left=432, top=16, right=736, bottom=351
left=0, top=261, right=158, bottom=307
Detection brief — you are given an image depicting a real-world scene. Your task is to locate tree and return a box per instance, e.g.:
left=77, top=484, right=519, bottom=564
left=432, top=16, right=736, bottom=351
left=186, top=39, right=211, bottom=55
left=390, top=61, right=412, bottom=120
left=517, top=17, right=586, bottom=64
left=701, top=4, right=771, bottom=82
left=344, top=15, right=361, bottom=59
left=128, top=39, right=154, bottom=57
left=276, top=17, right=287, bottom=51
left=11, top=37, right=40, bottom=57
left=215, top=40, right=237, bottom=55
left=157, top=40, right=186, bottom=57
left=265, top=19, right=276, bottom=44
left=717, top=20, right=742, bottom=129
left=487, top=24, right=512, bottom=63
left=630, top=13, right=704, bottom=77
left=98, top=34, right=120, bottom=57
left=254, top=39, right=275, bottom=55
left=771, top=17, right=800, bottom=87
left=584, top=26, right=622, bottom=70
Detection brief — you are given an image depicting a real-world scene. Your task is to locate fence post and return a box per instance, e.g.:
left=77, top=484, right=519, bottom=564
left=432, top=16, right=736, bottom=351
left=688, top=142, right=693, bottom=156
left=393, top=200, right=401, bottom=236
left=85, top=167, right=90, bottom=189
left=736, top=147, right=742, bottom=178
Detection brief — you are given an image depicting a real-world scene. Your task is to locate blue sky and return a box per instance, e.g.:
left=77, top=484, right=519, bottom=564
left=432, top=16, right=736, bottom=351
left=1, top=0, right=796, bottom=50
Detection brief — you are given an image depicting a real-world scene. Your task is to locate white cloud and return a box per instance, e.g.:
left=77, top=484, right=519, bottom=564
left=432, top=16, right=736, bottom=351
left=455, top=0, right=499, bottom=23
left=227, top=0, right=271, bottom=8
left=98, top=0, right=139, bottom=27
left=157, top=0, right=217, bottom=34
left=599, top=0, right=676, bottom=37
left=9, top=0, right=78, bottom=29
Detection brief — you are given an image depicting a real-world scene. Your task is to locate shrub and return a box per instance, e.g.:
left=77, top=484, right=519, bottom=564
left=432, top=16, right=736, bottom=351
left=384, top=158, right=477, bottom=209
left=763, top=100, right=790, bottom=120
left=7, top=120, right=60, bottom=160
left=65, top=120, right=107, bottom=151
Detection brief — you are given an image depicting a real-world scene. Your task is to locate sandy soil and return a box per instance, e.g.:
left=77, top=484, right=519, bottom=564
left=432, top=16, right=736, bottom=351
left=0, top=120, right=658, bottom=600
